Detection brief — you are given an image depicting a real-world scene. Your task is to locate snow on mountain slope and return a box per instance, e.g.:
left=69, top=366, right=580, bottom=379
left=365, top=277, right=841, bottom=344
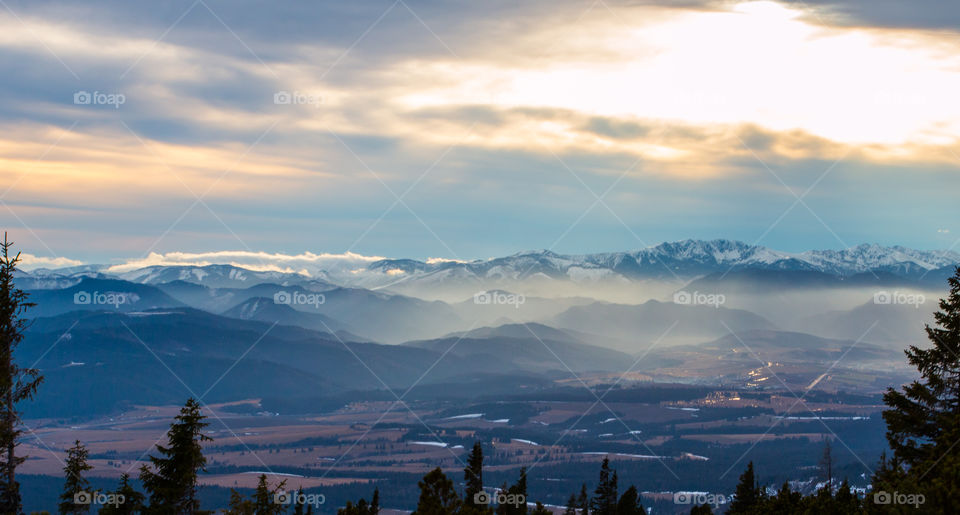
left=362, top=239, right=960, bottom=287
left=16, top=240, right=960, bottom=290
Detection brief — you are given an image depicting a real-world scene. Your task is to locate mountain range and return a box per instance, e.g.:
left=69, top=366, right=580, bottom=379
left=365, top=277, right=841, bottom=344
left=12, top=239, right=952, bottom=418
left=20, top=239, right=960, bottom=291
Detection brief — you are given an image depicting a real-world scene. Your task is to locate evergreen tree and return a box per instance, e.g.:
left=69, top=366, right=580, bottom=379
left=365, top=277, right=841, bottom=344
left=530, top=503, right=550, bottom=515
left=883, top=266, right=960, bottom=465
left=58, top=441, right=92, bottom=515
left=576, top=484, right=588, bottom=515
left=225, top=490, right=254, bottom=515
left=252, top=474, right=286, bottom=515
left=505, top=468, right=527, bottom=515
left=833, top=478, right=859, bottom=513
left=818, top=439, right=833, bottom=492
left=0, top=234, right=43, bottom=513
left=463, top=441, right=485, bottom=511
left=615, top=486, right=644, bottom=515
left=727, top=461, right=761, bottom=514
left=292, top=488, right=305, bottom=515
left=563, top=493, right=577, bottom=515
left=413, top=468, right=461, bottom=515
left=765, top=481, right=800, bottom=514
left=338, top=488, right=380, bottom=515
left=495, top=482, right=509, bottom=515
left=589, top=459, right=617, bottom=515
left=689, top=505, right=712, bottom=515
left=139, top=398, right=212, bottom=514
left=876, top=267, right=960, bottom=510
left=98, top=473, right=145, bottom=515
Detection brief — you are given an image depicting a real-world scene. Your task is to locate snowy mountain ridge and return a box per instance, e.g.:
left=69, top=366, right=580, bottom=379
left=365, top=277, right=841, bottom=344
left=17, top=239, right=960, bottom=290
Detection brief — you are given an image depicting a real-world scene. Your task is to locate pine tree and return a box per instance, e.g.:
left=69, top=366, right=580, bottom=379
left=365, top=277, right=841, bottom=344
left=615, top=486, right=644, bottom=515
left=412, top=467, right=461, bottom=515
left=252, top=474, right=286, bottom=515
left=727, top=461, right=761, bottom=514
left=338, top=488, right=380, bottom=515
left=505, top=468, right=527, bottom=515
left=765, top=481, right=800, bottom=513
left=292, top=488, right=305, bottom=515
left=98, top=473, right=145, bottom=515
left=576, top=483, right=588, bottom=515
left=818, top=439, right=833, bottom=492
left=140, top=398, right=212, bottom=514
left=883, top=267, right=960, bottom=466
left=495, top=482, right=509, bottom=515
left=57, top=441, right=92, bottom=515
left=589, top=459, right=617, bottom=515
left=530, top=503, right=550, bottom=515
left=463, top=441, right=485, bottom=511
left=833, top=478, right=859, bottom=513
left=877, top=267, right=960, bottom=507
left=563, top=493, right=577, bottom=515
left=0, top=234, right=43, bottom=513
left=370, top=487, right=380, bottom=515
left=226, top=489, right=254, bottom=515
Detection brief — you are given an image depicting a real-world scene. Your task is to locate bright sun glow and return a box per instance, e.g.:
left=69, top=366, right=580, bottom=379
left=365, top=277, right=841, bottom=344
left=399, top=1, right=960, bottom=147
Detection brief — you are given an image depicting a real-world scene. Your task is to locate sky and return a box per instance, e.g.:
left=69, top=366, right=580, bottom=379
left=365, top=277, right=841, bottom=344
left=1, top=0, right=958, bottom=268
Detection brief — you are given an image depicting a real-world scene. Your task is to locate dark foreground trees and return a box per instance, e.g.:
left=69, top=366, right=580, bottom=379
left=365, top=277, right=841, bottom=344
left=58, top=440, right=92, bottom=514
left=413, top=467, right=462, bottom=515
left=0, top=234, right=43, bottom=513
left=140, top=398, right=213, bottom=514
left=720, top=266, right=960, bottom=514
left=871, top=266, right=960, bottom=513
left=723, top=460, right=863, bottom=514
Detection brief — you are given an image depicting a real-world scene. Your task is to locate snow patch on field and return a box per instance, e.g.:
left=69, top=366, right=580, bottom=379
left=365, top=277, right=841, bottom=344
left=243, top=471, right=304, bottom=477
left=445, top=413, right=484, bottom=420
left=581, top=452, right=668, bottom=459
